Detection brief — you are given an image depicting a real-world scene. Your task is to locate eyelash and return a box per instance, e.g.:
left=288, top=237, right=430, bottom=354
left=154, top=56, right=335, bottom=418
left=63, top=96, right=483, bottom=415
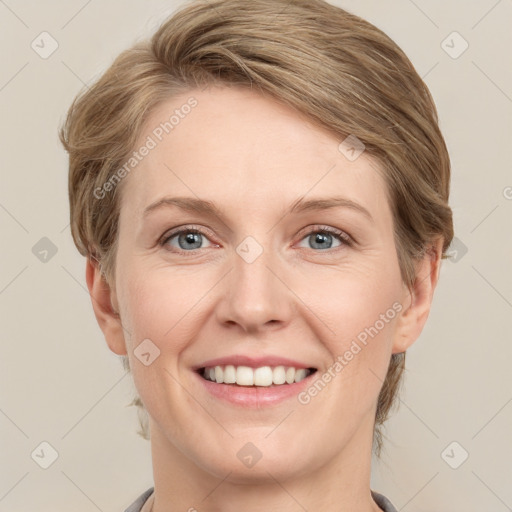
left=159, top=224, right=353, bottom=254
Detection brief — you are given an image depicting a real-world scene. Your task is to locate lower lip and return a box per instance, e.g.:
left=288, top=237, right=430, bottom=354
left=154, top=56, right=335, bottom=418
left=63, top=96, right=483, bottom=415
left=194, top=371, right=315, bottom=407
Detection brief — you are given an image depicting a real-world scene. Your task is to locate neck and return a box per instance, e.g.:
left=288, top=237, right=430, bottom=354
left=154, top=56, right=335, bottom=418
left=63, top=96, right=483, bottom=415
left=148, top=414, right=383, bottom=512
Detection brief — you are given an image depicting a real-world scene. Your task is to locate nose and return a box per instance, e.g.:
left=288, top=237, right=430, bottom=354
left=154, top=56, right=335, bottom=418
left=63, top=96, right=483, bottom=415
left=215, top=239, right=294, bottom=334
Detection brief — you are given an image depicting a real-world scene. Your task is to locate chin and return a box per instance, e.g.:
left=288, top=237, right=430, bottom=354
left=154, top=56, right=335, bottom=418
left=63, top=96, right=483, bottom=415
left=186, top=432, right=320, bottom=485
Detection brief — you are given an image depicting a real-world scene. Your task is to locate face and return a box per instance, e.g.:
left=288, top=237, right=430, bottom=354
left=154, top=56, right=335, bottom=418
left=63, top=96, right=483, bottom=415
left=97, top=84, right=422, bottom=482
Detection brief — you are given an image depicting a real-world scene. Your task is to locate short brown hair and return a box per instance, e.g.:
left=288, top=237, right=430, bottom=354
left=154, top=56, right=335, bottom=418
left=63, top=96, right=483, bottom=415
left=59, top=0, right=454, bottom=457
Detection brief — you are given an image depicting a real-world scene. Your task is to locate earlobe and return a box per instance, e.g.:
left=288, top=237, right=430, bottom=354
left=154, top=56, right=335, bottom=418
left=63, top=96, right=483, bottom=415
left=392, top=239, right=444, bottom=354
left=85, top=257, right=127, bottom=356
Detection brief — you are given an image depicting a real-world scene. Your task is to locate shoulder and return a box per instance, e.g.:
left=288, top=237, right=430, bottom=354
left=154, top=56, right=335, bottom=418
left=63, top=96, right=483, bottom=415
left=124, top=487, right=154, bottom=512
left=371, top=490, right=398, bottom=512
left=124, top=487, right=395, bottom=512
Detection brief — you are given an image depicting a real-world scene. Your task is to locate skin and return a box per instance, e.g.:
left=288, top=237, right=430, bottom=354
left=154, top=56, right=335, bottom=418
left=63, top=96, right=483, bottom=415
left=86, top=84, right=443, bottom=512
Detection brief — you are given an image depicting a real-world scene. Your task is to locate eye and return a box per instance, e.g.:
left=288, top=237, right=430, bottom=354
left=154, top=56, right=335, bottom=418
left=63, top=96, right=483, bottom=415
left=159, top=224, right=353, bottom=254
left=297, top=226, right=352, bottom=251
left=160, top=227, right=214, bottom=252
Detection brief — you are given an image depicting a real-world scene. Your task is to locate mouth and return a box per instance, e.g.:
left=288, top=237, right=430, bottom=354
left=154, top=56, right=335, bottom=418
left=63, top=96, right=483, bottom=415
left=192, top=355, right=319, bottom=407
left=197, top=365, right=318, bottom=387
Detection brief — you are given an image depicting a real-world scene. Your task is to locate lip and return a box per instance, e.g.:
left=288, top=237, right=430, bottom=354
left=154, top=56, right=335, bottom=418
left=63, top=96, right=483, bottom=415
left=193, top=354, right=314, bottom=370
left=193, top=371, right=316, bottom=407
left=192, top=354, right=318, bottom=407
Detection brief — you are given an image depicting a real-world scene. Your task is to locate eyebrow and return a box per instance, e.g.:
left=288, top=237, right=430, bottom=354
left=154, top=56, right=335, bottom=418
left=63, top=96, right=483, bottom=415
left=142, top=195, right=374, bottom=223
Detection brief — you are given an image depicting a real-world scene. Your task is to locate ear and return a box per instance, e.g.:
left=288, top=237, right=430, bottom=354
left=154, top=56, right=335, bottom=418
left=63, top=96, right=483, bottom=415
left=85, top=257, right=127, bottom=356
left=392, top=238, right=444, bottom=354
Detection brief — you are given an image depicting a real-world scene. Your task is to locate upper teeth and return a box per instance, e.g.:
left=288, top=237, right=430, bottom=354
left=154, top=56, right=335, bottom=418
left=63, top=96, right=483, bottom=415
left=202, top=365, right=313, bottom=386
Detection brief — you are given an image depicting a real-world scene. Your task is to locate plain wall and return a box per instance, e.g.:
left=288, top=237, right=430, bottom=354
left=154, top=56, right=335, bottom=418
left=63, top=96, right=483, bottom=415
left=0, top=1, right=511, bottom=510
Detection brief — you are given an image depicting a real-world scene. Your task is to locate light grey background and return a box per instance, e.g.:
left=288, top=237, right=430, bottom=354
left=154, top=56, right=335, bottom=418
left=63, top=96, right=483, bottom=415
left=1, top=1, right=511, bottom=511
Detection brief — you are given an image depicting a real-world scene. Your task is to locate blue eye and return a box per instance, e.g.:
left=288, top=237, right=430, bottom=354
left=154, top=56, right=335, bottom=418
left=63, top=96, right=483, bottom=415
left=160, top=225, right=352, bottom=254
left=161, top=228, right=213, bottom=252
left=303, top=232, right=338, bottom=250
left=298, top=227, right=352, bottom=251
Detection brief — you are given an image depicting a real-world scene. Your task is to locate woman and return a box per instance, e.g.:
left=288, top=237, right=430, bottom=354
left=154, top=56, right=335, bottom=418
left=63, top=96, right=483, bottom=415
left=59, top=0, right=453, bottom=510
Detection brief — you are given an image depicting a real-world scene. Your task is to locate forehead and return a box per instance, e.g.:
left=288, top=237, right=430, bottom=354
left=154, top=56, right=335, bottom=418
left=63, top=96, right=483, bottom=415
left=119, top=85, right=390, bottom=224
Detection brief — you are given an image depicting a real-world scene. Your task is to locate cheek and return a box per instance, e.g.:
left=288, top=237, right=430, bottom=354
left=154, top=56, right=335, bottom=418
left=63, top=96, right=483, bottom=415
left=309, top=259, right=401, bottom=340
left=119, top=264, right=209, bottom=353
left=117, top=269, right=197, bottom=423
left=298, top=283, right=401, bottom=425
left=307, top=258, right=403, bottom=384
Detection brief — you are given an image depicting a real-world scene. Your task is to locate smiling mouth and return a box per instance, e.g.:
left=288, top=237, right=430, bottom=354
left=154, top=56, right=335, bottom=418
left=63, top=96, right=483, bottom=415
left=198, top=365, right=317, bottom=387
